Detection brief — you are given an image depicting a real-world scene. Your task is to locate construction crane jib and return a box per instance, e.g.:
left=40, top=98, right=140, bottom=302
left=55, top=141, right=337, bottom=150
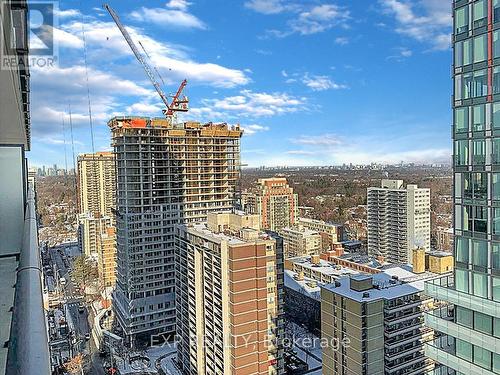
left=103, top=3, right=189, bottom=120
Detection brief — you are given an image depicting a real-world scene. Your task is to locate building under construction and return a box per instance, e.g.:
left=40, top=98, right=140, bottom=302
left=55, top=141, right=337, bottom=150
left=109, top=116, right=243, bottom=344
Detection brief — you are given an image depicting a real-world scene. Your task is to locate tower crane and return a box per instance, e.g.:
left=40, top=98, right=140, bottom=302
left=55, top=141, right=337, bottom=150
left=103, top=4, right=188, bottom=120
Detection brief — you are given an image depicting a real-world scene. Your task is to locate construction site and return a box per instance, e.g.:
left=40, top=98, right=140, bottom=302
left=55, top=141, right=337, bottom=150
left=99, top=4, right=249, bottom=348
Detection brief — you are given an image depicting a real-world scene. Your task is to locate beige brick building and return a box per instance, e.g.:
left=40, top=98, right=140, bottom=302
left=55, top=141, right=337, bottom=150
left=175, top=211, right=284, bottom=374
left=278, top=226, right=321, bottom=258
left=242, top=178, right=298, bottom=231
left=97, top=226, right=117, bottom=288
left=77, top=151, right=116, bottom=219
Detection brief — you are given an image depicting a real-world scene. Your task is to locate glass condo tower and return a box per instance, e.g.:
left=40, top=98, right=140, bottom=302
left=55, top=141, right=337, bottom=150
left=424, top=1, right=500, bottom=374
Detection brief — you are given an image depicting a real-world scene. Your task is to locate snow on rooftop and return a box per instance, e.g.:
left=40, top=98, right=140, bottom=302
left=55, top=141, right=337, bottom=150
left=322, top=265, right=446, bottom=302
left=284, top=270, right=322, bottom=300
left=289, top=256, right=358, bottom=277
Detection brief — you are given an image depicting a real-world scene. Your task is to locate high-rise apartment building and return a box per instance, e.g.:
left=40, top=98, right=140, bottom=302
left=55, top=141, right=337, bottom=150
left=242, top=177, right=298, bottom=231
left=175, top=211, right=284, bottom=375
left=321, top=271, right=437, bottom=375
left=278, top=226, right=322, bottom=258
left=77, top=151, right=116, bottom=218
left=423, top=2, right=500, bottom=374
left=367, top=179, right=430, bottom=264
left=77, top=212, right=113, bottom=256
left=97, top=226, right=117, bottom=288
left=109, top=117, right=242, bottom=345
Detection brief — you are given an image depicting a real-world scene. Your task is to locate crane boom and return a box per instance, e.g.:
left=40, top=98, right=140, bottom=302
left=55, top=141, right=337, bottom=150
left=103, top=3, right=171, bottom=109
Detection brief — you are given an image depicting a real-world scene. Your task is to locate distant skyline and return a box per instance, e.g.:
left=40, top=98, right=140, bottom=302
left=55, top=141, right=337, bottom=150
left=30, top=0, right=452, bottom=168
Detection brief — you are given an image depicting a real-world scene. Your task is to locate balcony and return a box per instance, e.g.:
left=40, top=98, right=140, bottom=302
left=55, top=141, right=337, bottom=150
left=425, top=308, right=500, bottom=354
left=425, top=276, right=500, bottom=318
left=3, top=185, right=50, bottom=374
left=425, top=338, right=496, bottom=375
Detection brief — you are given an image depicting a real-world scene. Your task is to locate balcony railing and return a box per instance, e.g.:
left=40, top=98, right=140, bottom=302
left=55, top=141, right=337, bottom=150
left=425, top=275, right=500, bottom=318
left=6, top=184, right=50, bottom=375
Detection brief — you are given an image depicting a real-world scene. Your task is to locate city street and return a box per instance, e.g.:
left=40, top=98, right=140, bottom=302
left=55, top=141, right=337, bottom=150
left=48, top=244, right=96, bottom=370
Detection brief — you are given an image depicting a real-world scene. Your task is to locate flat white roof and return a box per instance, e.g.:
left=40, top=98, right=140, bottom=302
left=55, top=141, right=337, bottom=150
left=284, top=270, right=322, bottom=300
left=322, top=265, right=448, bottom=302
left=288, top=256, right=358, bottom=277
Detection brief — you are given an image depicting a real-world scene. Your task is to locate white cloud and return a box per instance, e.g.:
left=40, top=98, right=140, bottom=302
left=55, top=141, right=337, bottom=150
left=30, top=63, right=158, bottom=140
left=52, top=26, right=83, bottom=48
left=187, top=90, right=305, bottom=123
left=286, top=150, right=317, bottom=155
left=58, top=20, right=250, bottom=88
left=286, top=130, right=451, bottom=165
left=302, top=73, right=347, bottom=91
left=130, top=2, right=206, bottom=30
left=386, top=47, right=413, bottom=61
left=244, top=0, right=288, bottom=14
left=293, top=134, right=343, bottom=146
left=250, top=2, right=350, bottom=37
left=166, top=0, right=191, bottom=11
left=380, top=0, right=451, bottom=50
left=290, top=4, right=350, bottom=35
left=241, top=124, right=270, bottom=135
left=54, top=9, right=80, bottom=18
left=335, top=37, right=349, bottom=45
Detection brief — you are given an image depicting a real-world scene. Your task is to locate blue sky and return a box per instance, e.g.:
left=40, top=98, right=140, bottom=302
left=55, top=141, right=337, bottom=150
left=29, top=0, right=452, bottom=168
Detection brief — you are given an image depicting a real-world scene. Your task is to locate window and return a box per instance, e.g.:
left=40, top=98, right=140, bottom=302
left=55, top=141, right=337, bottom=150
left=493, top=243, right=500, bottom=269
left=495, top=208, right=500, bottom=235
left=473, top=272, right=488, bottom=298
left=456, top=237, right=469, bottom=263
left=473, top=139, right=485, bottom=164
left=455, top=41, right=463, bottom=67
left=495, top=0, right=500, bottom=23
left=493, top=139, right=500, bottom=164
left=474, top=311, right=492, bottom=334
left=495, top=67, right=500, bottom=94
left=464, top=39, right=472, bottom=65
left=474, top=69, right=488, bottom=97
left=494, top=277, right=500, bottom=302
left=474, top=0, right=487, bottom=27
left=494, top=175, right=500, bottom=201
left=465, top=72, right=473, bottom=98
left=473, top=206, right=487, bottom=232
left=494, top=317, right=500, bottom=338
left=464, top=172, right=473, bottom=198
left=474, top=346, right=492, bottom=369
left=463, top=205, right=471, bottom=231
left=456, top=338, right=472, bottom=361
left=473, top=239, right=488, bottom=266
left=456, top=73, right=474, bottom=100
left=456, top=6, right=469, bottom=34
left=473, top=105, right=485, bottom=131
left=456, top=140, right=469, bottom=165
left=456, top=306, right=473, bottom=327
left=456, top=268, right=469, bottom=293
left=456, top=39, right=473, bottom=66
left=474, top=35, right=487, bottom=63
left=494, top=103, right=500, bottom=129
left=496, top=31, right=500, bottom=59
left=455, top=107, right=468, bottom=133
left=494, top=353, right=500, bottom=374
left=472, top=172, right=487, bottom=199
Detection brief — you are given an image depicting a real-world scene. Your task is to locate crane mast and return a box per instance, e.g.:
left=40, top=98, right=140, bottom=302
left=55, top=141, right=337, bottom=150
left=103, top=3, right=188, bottom=119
